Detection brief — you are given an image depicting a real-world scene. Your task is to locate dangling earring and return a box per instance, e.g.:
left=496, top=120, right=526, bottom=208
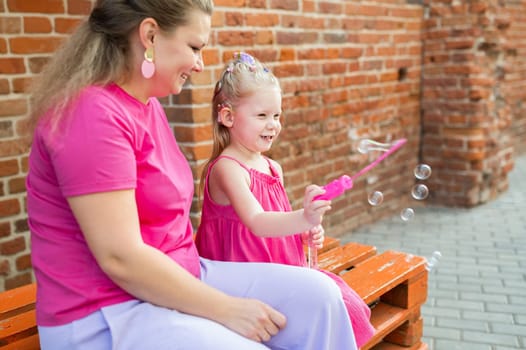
left=141, top=47, right=155, bottom=79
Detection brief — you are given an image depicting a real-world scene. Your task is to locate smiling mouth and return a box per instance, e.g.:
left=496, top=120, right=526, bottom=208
left=261, top=135, right=274, bottom=142
left=181, top=73, right=189, bottom=81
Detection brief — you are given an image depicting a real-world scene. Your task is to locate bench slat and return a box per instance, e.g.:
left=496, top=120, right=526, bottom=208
left=318, top=242, right=376, bottom=274
left=0, top=309, right=37, bottom=338
left=0, top=284, right=36, bottom=316
left=1, top=333, right=40, bottom=350
left=363, top=302, right=422, bottom=350
left=342, top=250, right=427, bottom=305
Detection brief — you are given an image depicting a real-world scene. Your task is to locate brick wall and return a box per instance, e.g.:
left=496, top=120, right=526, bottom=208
left=0, top=0, right=524, bottom=291
left=505, top=0, right=526, bottom=154
left=420, top=0, right=526, bottom=206
left=180, top=0, right=425, bottom=237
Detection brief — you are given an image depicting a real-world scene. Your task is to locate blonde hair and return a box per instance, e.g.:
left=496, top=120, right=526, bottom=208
left=199, top=52, right=280, bottom=194
left=29, top=0, right=213, bottom=134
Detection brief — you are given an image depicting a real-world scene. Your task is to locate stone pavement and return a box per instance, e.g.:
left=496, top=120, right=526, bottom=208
left=340, top=154, right=526, bottom=350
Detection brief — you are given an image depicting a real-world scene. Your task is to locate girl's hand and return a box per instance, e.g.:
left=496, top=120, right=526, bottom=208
left=220, top=296, right=286, bottom=343
left=302, top=184, right=331, bottom=226
left=308, top=225, right=325, bottom=249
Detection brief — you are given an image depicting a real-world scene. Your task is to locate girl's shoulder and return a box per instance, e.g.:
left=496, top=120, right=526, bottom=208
left=266, top=157, right=284, bottom=179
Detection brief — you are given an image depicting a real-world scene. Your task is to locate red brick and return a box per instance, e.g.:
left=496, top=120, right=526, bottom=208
left=67, top=0, right=93, bottom=15
left=0, top=259, right=10, bottom=275
left=0, top=58, right=26, bottom=74
left=0, top=16, right=22, bottom=34
left=8, top=176, right=26, bottom=194
left=16, top=253, right=32, bottom=271
left=0, top=98, right=27, bottom=117
left=54, top=17, right=82, bottom=34
left=214, top=0, right=246, bottom=7
left=245, top=13, right=279, bottom=27
left=5, top=272, right=32, bottom=290
left=12, top=77, right=32, bottom=93
left=217, top=30, right=255, bottom=46
left=10, top=36, right=64, bottom=54
left=270, top=0, right=299, bottom=11
left=0, top=236, right=25, bottom=255
left=24, top=16, right=52, bottom=33
left=7, top=0, right=65, bottom=13
left=0, top=78, right=10, bottom=94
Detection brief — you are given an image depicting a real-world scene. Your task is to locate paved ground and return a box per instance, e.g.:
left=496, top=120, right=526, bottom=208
left=340, top=154, right=526, bottom=350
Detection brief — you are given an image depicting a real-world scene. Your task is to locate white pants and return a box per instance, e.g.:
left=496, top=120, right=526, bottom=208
left=39, top=258, right=358, bottom=350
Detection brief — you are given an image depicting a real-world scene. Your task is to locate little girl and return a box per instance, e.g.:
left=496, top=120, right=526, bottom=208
left=195, top=52, right=375, bottom=347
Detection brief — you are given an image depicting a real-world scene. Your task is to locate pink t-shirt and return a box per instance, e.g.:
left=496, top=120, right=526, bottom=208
left=26, top=84, right=200, bottom=326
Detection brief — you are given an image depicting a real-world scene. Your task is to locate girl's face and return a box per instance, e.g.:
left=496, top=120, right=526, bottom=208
left=151, top=10, right=211, bottom=96
left=229, top=85, right=283, bottom=154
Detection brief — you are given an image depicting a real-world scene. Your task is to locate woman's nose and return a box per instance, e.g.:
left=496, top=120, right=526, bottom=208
left=193, top=53, right=204, bottom=73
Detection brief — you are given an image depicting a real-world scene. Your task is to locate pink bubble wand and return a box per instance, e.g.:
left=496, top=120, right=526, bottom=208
left=307, top=138, right=407, bottom=268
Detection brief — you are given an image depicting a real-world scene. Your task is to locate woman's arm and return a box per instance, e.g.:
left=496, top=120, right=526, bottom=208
left=209, top=158, right=331, bottom=237
left=67, top=189, right=285, bottom=342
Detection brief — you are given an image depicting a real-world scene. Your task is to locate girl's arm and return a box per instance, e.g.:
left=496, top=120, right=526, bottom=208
left=209, top=158, right=331, bottom=237
left=67, top=189, right=285, bottom=342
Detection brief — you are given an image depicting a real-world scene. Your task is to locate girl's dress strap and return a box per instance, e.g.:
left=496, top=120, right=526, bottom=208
left=208, top=155, right=251, bottom=176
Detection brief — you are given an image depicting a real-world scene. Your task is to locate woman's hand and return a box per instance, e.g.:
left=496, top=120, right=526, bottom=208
left=302, top=185, right=331, bottom=226
left=219, top=296, right=286, bottom=343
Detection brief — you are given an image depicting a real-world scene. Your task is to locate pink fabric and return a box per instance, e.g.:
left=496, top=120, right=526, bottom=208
left=195, top=156, right=375, bottom=347
left=27, top=84, right=199, bottom=326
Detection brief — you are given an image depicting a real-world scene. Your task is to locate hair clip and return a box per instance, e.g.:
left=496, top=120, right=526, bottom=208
left=234, top=51, right=256, bottom=65
left=234, top=51, right=257, bottom=72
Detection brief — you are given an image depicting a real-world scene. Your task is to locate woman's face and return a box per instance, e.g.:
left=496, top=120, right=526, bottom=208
left=151, top=10, right=211, bottom=97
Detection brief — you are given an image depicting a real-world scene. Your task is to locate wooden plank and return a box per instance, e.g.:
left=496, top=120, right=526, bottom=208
left=362, top=302, right=414, bottom=350
left=341, top=250, right=427, bottom=305
left=0, top=309, right=37, bottom=338
left=318, top=242, right=377, bottom=274
left=0, top=284, right=36, bottom=316
left=2, top=333, right=40, bottom=350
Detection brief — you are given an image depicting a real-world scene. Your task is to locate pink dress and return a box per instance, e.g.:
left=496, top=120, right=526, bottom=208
left=196, top=156, right=375, bottom=347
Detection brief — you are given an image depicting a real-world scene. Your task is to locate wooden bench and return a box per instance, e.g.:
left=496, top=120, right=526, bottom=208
left=316, top=237, right=428, bottom=350
left=1, top=237, right=428, bottom=350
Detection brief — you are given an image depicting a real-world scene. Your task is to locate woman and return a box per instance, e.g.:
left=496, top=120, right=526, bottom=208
left=26, top=1, right=357, bottom=349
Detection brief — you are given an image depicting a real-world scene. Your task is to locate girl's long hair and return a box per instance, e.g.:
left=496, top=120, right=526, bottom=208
left=29, top=0, right=213, bottom=135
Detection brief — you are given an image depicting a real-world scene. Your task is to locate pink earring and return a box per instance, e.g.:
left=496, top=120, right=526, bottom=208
left=141, top=47, right=155, bottom=79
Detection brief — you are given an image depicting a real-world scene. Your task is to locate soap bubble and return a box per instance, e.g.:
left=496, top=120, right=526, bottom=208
left=414, top=164, right=432, bottom=180
left=411, top=184, right=429, bottom=200
left=368, top=191, right=384, bottom=206
left=357, top=139, right=394, bottom=154
left=366, top=174, right=379, bottom=185
left=400, top=208, right=415, bottom=221
left=347, top=129, right=359, bottom=140
left=426, top=251, right=442, bottom=272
